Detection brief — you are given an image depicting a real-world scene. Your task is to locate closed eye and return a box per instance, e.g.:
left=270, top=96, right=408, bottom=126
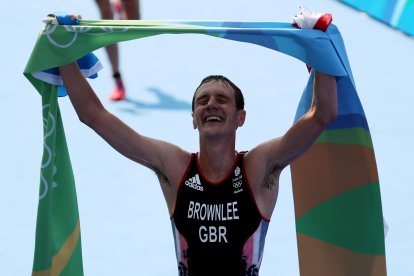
left=196, top=96, right=208, bottom=106
left=195, top=93, right=231, bottom=107
left=216, top=95, right=229, bottom=104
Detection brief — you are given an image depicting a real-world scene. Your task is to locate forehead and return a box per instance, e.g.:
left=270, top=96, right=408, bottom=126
left=195, top=81, right=235, bottom=98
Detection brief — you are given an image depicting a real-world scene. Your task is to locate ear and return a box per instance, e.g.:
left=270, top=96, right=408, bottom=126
left=192, top=113, right=198, bottom=129
left=237, top=110, right=246, bottom=127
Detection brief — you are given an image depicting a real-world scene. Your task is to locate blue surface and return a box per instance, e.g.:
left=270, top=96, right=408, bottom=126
left=2, top=0, right=413, bottom=275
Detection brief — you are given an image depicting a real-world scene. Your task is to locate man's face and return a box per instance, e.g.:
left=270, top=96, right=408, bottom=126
left=192, top=81, right=245, bottom=138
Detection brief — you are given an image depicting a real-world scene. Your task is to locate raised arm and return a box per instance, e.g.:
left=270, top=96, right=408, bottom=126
left=275, top=70, right=337, bottom=167
left=245, top=71, right=337, bottom=217
left=249, top=71, right=337, bottom=170
left=59, top=62, right=190, bottom=191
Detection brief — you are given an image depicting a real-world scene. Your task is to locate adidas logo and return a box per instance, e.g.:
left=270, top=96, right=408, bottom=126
left=185, top=174, right=204, bottom=191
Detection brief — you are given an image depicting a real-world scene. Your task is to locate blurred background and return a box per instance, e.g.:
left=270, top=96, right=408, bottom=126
left=1, top=0, right=412, bottom=274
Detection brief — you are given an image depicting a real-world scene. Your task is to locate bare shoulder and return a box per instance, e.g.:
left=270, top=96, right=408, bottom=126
left=154, top=143, right=192, bottom=214
left=244, top=138, right=284, bottom=175
left=244, top=140, right=284, bottom=218
left=244, top=138, right=284, bottom=188
left=156, top=142, right=192, bottom=187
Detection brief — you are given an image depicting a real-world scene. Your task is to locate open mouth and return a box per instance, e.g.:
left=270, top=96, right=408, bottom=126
left=204, top=115, right=223, bottom=122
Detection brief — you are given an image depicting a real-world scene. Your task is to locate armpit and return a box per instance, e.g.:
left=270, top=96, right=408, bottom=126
left=155, top=171, right=169, bottom=186
left=264, top=166, right=281, bottom=190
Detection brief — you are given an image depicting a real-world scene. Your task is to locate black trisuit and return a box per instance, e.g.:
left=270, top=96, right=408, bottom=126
left=171, top=152, right=270, bottom=276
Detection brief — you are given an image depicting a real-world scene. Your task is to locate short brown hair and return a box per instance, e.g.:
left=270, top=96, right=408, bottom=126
left=192, top=75, right=245, bottom=112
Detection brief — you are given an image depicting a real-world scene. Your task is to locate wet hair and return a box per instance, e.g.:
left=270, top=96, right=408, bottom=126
left=192, top=75, right=245, bottom=112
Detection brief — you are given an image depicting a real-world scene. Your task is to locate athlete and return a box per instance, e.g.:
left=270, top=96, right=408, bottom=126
left=95, top=0, right=140, bottom=100
left=59, top=62, right=337, bottom=275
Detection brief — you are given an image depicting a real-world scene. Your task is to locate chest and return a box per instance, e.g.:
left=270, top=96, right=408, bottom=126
left=173, top=163, right=261, bottom=243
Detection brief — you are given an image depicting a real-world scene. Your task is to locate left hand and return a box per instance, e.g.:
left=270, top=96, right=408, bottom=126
left=43, top=13, right=82, bottom=25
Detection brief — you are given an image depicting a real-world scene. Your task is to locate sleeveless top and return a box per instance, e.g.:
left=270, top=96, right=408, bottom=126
left=171, top=152, right=270, bottom=276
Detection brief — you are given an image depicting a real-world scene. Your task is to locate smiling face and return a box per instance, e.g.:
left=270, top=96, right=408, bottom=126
left=192, top=78, right=246, bottom=139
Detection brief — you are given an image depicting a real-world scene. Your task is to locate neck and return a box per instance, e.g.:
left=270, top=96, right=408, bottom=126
left=198, top=137, right=237, bottom=182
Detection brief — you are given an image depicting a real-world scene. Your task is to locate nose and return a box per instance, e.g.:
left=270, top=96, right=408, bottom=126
left=206, top=97, right=219, bottom=110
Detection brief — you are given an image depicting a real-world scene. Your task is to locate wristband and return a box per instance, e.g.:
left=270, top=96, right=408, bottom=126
left=43, top=13, right=80, bottom=25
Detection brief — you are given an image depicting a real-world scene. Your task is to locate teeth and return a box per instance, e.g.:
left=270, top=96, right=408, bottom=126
left=206, top=116, right=223, bottom=122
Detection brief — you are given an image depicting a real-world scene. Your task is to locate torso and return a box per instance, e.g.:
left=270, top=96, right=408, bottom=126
left=171, top=152, right=270, bottom=276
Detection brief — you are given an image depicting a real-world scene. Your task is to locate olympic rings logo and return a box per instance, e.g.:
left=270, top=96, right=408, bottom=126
left=39, top=104, right=58, bottom=200
left=43, top=24, right=130, bottom=49
left=233, top=180, right=242, bottom=189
